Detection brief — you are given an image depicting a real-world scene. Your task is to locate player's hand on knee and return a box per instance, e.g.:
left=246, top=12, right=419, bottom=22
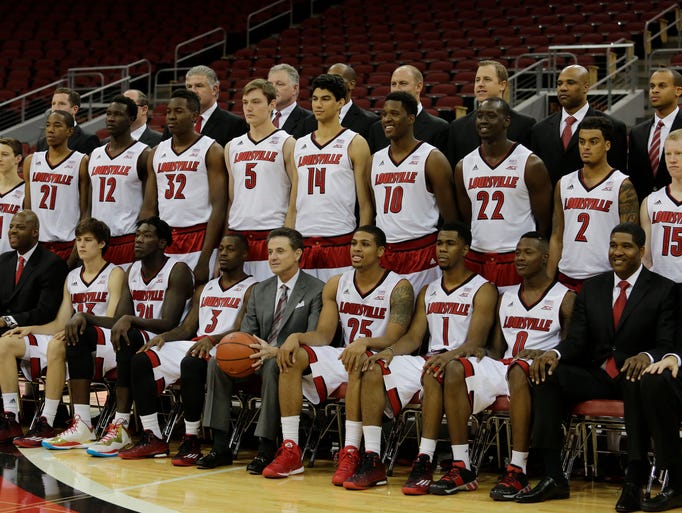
left=530, top=351, right=557, bottom=384
left=622, top=353, right=652, bottom=381
left=111, top=315, right=133, bottom=350
left=277, top=335, right=300, bottom=373
left=188, top=337, right=213, bottom=359
left=138, top=336, right=164, bottom=354
left=362, top=348, right=393, bottom=372
left=2, top=326, right=32, bottom=337
left=423, top=352, right=453, bottom=378
left=516, top=349, right=544, bottom=361
left=65, top=313, right=87, bottom=345
left=339, top=340, right=368, bottom=372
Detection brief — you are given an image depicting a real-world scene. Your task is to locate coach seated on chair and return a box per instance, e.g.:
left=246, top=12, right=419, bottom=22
left=516, top=223, right=678, bottom=513
left=0, top=210, right=67, bottom=335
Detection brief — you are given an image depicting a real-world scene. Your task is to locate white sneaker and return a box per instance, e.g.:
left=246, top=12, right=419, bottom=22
left=86, top=420, right=132, bottom=457
left=41, top=415, right=95, bottom=450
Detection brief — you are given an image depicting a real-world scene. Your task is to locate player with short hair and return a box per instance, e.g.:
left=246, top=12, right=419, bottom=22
left=1, top=218, right=124, bottom=448
left=287, top=73, right=373, bottom=282
left=226, top=79, right=295, bottom=281
left=143, top=89, right=227, bottom=284
left=548, top=116, right=639, bottom=291
left=0, top=137, right=25, bottom=254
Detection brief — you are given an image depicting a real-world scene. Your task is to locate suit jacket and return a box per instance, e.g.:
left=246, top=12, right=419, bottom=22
left=446, top=109, right=535, bottom=167
left=162, top=106, right=248, bottom=147
left=556, top=267, right=677, bottom=368
left=240, top=270, right=324, bottom=346
left=530, top=107, right=628, bottom=185
left=137, top=126, right=163, bottom=147
left=367, top=108, right=449, bottom=154
left=300, top=102, right=380, bottom=140
left=0, top=245, right=68, bottom=328
left=281, top=104, right=314, bottom=139
left=36, top=125, right=100, bottom=155
left=627, top=110, right=682, bottom=201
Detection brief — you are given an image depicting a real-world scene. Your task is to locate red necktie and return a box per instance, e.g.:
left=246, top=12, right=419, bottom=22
left=561, top=116, right=576, bottom=150
left=612, top=280, right=629, bottom=328
left=273, top=111, right=281, bottom=128
left=15, top=256, right=24, bottom=285
left=649, top=120, right=664, bottom=175
left=194, top=116, right=203, bottom=133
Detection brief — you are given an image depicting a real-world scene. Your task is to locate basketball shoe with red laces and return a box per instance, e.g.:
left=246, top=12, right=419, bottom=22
left=331, top=445, right=360, bottom=486
left=429, top=460, right=478, bottom=495
left=262, top=439, right=304, bottom=478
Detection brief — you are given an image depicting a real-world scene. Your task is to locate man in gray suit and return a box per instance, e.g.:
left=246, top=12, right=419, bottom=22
left=199, top=227, right=324, bottom=473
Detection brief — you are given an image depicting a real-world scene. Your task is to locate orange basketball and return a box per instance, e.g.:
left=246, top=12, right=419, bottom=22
left=215, top=332, right=259, bottom=378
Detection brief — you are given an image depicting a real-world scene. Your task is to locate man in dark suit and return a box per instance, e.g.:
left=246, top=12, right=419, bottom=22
left=516, top=223, right=678, bottom=511
left=627, top=68, right=682, bottom=201
left=123, top=89, right=163, bottom=147
left=36, top=88, right=100, bottom=155
left=447, top=60, right=535, bottom=167
left=300, top=63, right=379, bottom=139
left=199, top=227, right=324, bottom=473
left=530, top=65, right=628, bottom=185
left=367, top=65, right=449, bottom=154
left=268, top=63, right=313, bottom=139
left=162, top=65, right=248, bottom=147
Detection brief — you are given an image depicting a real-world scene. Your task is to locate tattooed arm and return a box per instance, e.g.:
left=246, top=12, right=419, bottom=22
left=618, top=178, right=639, bottom=224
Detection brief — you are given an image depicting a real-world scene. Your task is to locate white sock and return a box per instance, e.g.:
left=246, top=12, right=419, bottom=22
left=418, top=437, right=437, bottom=459
left=140, top=413, right=162, bottom=439
left=184, top=420, right=201, bottom=437
left=73, top=404, right=92, bottom=427
left=113, top=412, right=131, bottom=427
left=281, top=416, right=300, bottom=445
left=363, top=425, right=382, bottom=455
left=42, top=399, right=60, bottom=427
left=344, top=420, right=362, bottom=448
left=510, top=450, right=529, bottom=473
left=451, top=444, right=471, bottom=469
left=2, top=393, right=19, bottom=417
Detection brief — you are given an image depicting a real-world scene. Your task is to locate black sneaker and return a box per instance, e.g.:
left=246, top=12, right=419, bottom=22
left=171, top=434, right=203, bottom=466
left=247, top=453, right=273, bottom=475
left=429, top=460, right=478, bottom=495
left=343, top=451, right=387, bottom=490
left=402, top=454, right=434, bottom=495
left=490, top=464, right=531, bottom=501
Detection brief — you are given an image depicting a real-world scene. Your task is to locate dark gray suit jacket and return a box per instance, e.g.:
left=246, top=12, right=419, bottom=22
left=300, top=101, right=379, bottom=140
left=367, top=108, right=449, bottom=154
left=281, top=104, right=314, bottom=140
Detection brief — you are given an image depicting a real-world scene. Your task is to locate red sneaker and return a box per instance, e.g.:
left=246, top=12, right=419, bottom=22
left=262, top=440, right=303, bottom=478
left=118, top=430, right=169, bottom=459
left=490, top=464, right=531, bottom=501
left=0, top=412, right=23, bottom=444
left=343, top=451, right=387, bottom=490
left=401, top=454, right=434, bottom=495
left=13, top=417, right=56, bottom=448
left=171, top=434, right=203, bottom=467
left=429, top=460, right=478, bottom=495
left=331, top=445, right=360, bottom=486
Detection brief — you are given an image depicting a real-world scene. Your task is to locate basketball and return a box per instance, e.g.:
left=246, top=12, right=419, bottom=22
left=215, top=332, right=259, bottom=378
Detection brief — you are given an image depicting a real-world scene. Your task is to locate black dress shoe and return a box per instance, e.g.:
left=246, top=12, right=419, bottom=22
left=642, top=487, right=682, bottom=512
left=515, top=476, right=570, bottom=503
left=616, top=482, right=642, bottom=512
left=247, top=454, right=273, bottom=475
left=196, top=449, right=233, bottom=469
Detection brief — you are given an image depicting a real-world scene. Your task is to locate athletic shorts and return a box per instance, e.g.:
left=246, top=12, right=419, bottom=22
left=42, top=240, right=74, bottom=262
left=301, top=346, right=347, bottom=404
left=229, top=229, right=273, bottom=282
left=557, top=272, right=583, bottom=293
left=165, top=223, right=216, bottom=272
left=381, top=233, right=439, bottom=293
left=141, top=339, right=216, bottom=394
left=465, top=250, right=520, bottom=291
left=300, top=233, right=353, bottom=282
left=20, top=334, right=67, bottom=382
left=105, top=233, right=135, bottom=268
left=378, top=355, right=426, bottom=418
left=89, top=326, right=154, bottom=380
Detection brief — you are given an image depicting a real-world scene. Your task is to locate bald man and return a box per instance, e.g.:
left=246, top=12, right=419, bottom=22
left=300, top=63, right=379, bottom=139
left=530, top=65, right=627, bottom=185
left=122, top=90, right=163, bottom=147
left=366, top=65, right=449, bottom=154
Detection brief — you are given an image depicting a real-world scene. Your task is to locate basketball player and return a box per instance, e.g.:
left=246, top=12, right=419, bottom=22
left=90, top=96, right=153, bottom=266
left=548, top=116, right=639, bottom=291
left=262, top=225, right=413, bottom=485
left=287, top=74, right=373, bottom=282
left=47, top=217, right=193, bottom=455
left=142, top=89, right=227, bottom=284
left=455, top=97, right=552, bottom=290
left=0, top=138, right=24, bottom=254
left=0, top=219, right=124, bottom=448
left=360, top=223, right=498, bottom=495
left=371, top=91, right=458, bottom=293
left=116, top=234, right=256, bottom=462
left=226, top=79, right=295, bottom=281
left=641, top=128, right=682, bottom=283
left=23, top=110, right=90, bottom=266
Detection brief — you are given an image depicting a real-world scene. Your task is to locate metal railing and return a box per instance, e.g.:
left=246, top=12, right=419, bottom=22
left=644, top=3, right=681, bottom=72
left=246, top=0, right=293, bottom=47
left=647, top=48, right=682, bottom=76
left=0, top=79, right=67, bottom=130
left=174, top=28, right=227, bottom=79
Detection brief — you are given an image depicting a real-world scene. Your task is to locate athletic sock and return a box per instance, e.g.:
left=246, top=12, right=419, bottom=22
left=451, top=444, right=471, bottom=469
left=418, top=437, right=437, bottom=460
left=281, top=416, right=300, bottom=445
left=2, top=393, right=19, bottom=417
left=344, top=420, right=362, bottom=448
left=42, top=398, right=60, bottom=427
left=510, top=450, right=529, bottom=473
left=139, top=413, right=162, bottom=439
left=363, top=425, right=382, bottom=455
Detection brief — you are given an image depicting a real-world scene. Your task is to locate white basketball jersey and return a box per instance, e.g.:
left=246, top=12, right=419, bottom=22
left=372, top=142, right=438, bottom=243
left=152, top=136, right=214, bottom=227
left=0, top=183, right=24, bottom=254
left=424, top=273, right=491, bottom=353
left=294, top=129, right=358, bottom=237
left=197, top=275, right=257, bottom=336
left=646, top=187, right=682, bottom=283
left=67, top=263, right=118, bottom=316
left=336, top=269, right=403, bottom=346
left=462, top=143, right=535, bottom=252
left=558, top=169, right=627, bottom=279
left=499, top=281, right=570, bottom=359
left=89, top=141, right=148, bottom=236
left=128, top=257, right=179, bottom=319
left=228, top=131, right=291, bottom=230
left=29, top=150, right=85, bottom=242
